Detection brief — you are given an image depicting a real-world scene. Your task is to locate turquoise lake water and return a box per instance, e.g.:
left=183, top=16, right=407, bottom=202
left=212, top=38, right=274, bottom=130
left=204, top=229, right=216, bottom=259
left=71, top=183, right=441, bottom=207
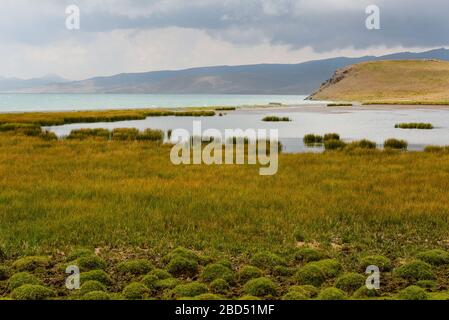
left=0, top=94, right=320, bottom=112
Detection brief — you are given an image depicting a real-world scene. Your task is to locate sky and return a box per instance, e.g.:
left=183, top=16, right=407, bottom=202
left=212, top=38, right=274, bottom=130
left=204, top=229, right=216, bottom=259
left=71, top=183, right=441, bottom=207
left=0, top=0, right=448, bottom=80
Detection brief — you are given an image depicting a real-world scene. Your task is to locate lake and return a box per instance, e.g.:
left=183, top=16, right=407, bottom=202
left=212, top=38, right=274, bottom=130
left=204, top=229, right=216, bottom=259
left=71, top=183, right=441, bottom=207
left=45, top=105, right=449, bottom=153
left=0, top=93, right=321, bottom=112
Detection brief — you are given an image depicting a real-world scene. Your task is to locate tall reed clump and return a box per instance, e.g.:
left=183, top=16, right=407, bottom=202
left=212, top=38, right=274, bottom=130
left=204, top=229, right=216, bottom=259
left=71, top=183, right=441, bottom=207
left=324, top=133, right=340, bottom=141
left=395, top=123, right=434, bottom=129
left=262, top=116, right=291, bottom=122
left=327, top=103, right=353, bottom=107
left=136, top=129, right=164, bottom=142
left=111, top=128, right=140, bottom=141
left=384, top=138, right=408, bottom=150
left=67, top=129, right=110, bottom=140
left=215, top=107, right=236, bottom=111
left=0, top=123, right=42, bottom=136
left=346, top=139, right=377, bottom=150
left=324, top=139, right=347, bottom=151
left=303, top=134, right=323, bottom=145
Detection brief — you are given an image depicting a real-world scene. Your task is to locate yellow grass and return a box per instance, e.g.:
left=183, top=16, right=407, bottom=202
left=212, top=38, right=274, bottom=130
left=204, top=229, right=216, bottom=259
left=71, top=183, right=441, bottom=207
left=311, top=60, right=449, bottom=103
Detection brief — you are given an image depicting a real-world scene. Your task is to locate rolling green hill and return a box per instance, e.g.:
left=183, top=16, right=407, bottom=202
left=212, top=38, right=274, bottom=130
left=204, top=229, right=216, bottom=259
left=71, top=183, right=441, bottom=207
left=308, top=59, right=449, bottom=104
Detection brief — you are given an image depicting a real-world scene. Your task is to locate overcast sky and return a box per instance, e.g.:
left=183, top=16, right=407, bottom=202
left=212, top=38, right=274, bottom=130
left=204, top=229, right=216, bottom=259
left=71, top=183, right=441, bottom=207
left=0, top=0, right=448, bottom=80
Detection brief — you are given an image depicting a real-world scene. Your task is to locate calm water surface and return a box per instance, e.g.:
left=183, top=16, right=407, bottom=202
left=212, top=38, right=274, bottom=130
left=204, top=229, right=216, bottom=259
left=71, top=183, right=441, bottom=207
left=46, top=106, right=449, bottom=153
left=0, top=94, right=320, bottom=112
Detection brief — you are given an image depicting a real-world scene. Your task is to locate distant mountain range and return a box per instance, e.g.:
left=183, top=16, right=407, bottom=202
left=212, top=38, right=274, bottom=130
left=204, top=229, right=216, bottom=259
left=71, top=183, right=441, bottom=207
left=2, top=48, right=449, bottom=94
left=0, top=74, right=69, bottom=92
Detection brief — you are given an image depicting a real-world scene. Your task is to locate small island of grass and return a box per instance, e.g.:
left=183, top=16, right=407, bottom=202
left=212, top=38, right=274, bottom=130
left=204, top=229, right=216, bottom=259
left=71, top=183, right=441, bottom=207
left=395, top=123, right=434, bottom=129
left=262, top=116, right=291, bottom=122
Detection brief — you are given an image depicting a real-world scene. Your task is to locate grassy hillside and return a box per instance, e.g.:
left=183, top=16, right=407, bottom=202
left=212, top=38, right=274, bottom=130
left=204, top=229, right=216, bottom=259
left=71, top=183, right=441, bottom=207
left=2, top=132, right=449, bottom=299
left=309, top=60, right=449, bottom=104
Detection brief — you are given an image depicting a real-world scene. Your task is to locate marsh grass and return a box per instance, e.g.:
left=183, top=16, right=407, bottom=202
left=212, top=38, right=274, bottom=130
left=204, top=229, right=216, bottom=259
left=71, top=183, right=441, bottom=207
left=323, top=133, right=340, bottom=141
left=324, top=139, right=347, bottom=151
left=215, top=107, right=236, bottom=111
left=424, top=145, right=449, bottom=153
left=384, top=139, right=408, bottom=150
left=2, top=134, right=449, bottom=299
left=303, top=134, right=323, bottom=145
left=346, top=139, right=377, bottom=150
left=395, top=123, right=434, bottom=129
left=67, top=129, right=111, bottom=140
left=327, top=103, right=353, bottom=107
left=262, top=116, right=291, bottom=122
left=0, top=109, right=215, bottom=127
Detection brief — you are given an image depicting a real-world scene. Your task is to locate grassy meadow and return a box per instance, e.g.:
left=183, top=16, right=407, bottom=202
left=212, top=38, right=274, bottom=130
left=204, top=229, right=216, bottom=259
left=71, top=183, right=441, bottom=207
left=2, top=127, right=449, bottom=300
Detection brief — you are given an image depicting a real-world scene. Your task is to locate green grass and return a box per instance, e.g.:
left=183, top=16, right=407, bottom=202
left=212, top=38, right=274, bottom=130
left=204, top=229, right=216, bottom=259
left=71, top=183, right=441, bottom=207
left=1, top=133, right=449, bottom=299
left=395, top=123, right=434, bottom=129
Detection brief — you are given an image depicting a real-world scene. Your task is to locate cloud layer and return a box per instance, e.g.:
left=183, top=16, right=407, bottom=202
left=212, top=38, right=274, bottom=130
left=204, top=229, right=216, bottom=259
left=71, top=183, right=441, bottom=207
left=0, top=0, right=447, bottom=79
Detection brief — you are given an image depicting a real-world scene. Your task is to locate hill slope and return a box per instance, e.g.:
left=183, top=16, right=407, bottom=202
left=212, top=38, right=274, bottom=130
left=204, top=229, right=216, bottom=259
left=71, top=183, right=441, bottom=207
left=6, top=48, right=449, bottom=94
left=308, top=59, right=449, bottom=103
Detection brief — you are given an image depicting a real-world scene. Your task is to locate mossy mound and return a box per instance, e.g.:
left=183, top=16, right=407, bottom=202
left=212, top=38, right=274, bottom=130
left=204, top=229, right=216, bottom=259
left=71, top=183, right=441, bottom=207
left=359, top=255, right=392, bottom=271
left=417, top=249, right=449, bottom=266
left=122, top=282, right=150, bottom=300
left=309, top=259, right=341, bottom=278
left=76, top=255, right=107, bottom=271
left=11, top=284, right=55, bottom=300
left=116, top=259, right=153, bottom=275
left=166, top=255, right=199, bottom=278
left=0, top=265, right=11, bottom=280
left=239, top=295, right=262, bottom=300
left=282, top=285, right=318, bottom=300
left=294, top=248, right=326, bottom=263
left=192, top=293, right=223, bottom=300
left=335, top=273, right=366, bottom=294
left=295, top=264, right=326, bottom=287
left=352, top=286, right=380, bottom=299
left=172, top=282, right=208, bottom=298
left=12, top=256, right=50, bottom=272
left=201, top=263, right=234, bottom=283
left=67, top=248, right=93, bottom=261
left=397, top=285, right=428, bottom=300
left=81, top=291, right=111, bottom=300
left=141, top=274, right=179, bottom=291
left=238, top=266, right=263, bottom=283
left=163, top=247, right=204, bottom=264
left=282, top=291, right=308, bottom=300
left=210, top=279, right=230, bottom=295
left=8, top=272, right=41, bottom=290
left=148, top=268, right=172, bottom=280
left=250, top=252, right=286, bottom=270
left=429, top=292, right=449, bottom=300
left=416, top=280, right=438, bottom=291
left=317, top=287, right=347, bottom=300
left=79, top=280, right=106, bottom=295
left=243, top=277, right=278, bottom=297
left=272, top=266, right=295, bottom=277
left=290, top=285, right=319, bottom=298
left=80, top=270, right=112, bottom=285
left=394, top=260, right=434, bottom=281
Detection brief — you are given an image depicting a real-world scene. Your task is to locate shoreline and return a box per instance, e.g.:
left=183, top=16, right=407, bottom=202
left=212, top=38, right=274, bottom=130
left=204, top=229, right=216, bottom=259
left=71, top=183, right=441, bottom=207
left=2, top=102, right=449, bottom=116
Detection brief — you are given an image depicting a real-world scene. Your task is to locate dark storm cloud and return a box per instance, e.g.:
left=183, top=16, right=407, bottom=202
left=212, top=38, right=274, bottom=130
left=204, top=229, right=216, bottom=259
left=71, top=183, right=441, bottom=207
left=1, top=0, right=449, bottom=50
